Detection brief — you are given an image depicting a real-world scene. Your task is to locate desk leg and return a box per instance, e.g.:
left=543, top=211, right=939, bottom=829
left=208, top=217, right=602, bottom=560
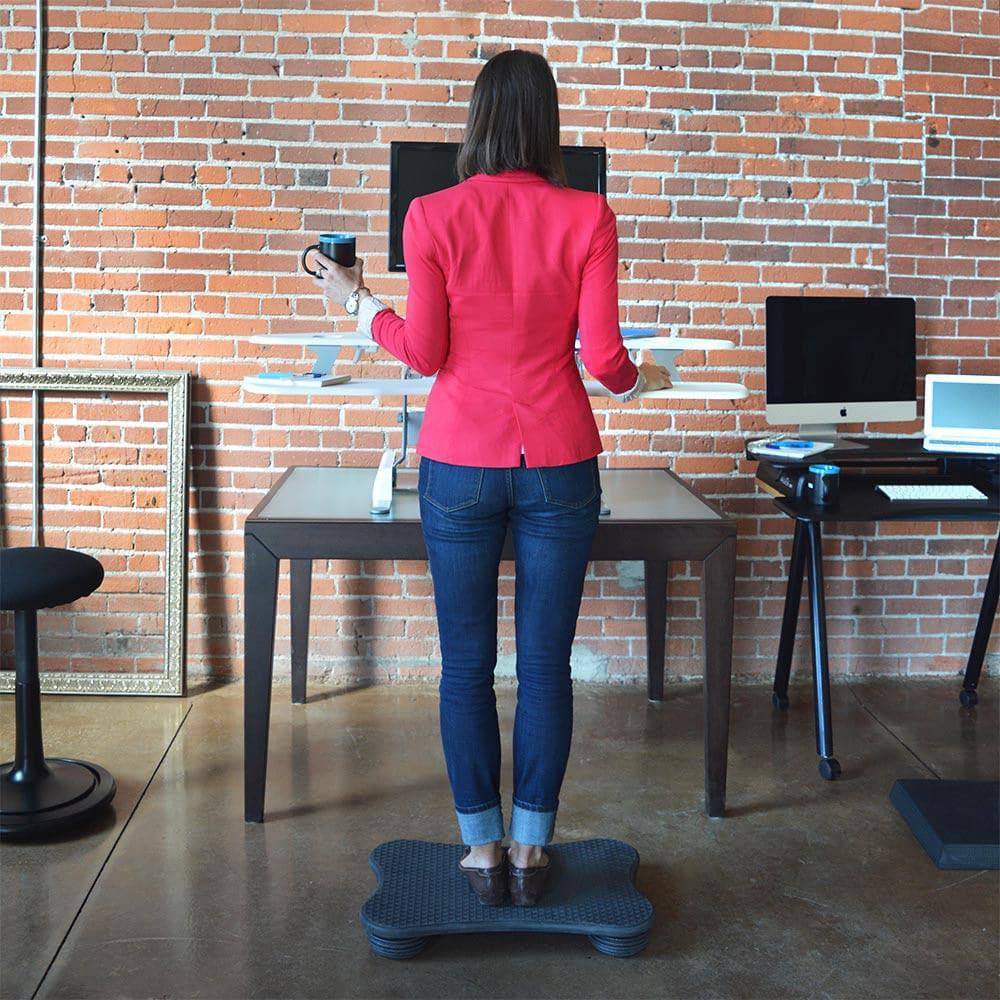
left=961, top=533, right=999, bottom=709
left=644, top=560, right=668, bottom=702
left=245, top=533, right=279, bottom=823
left=773, top=520, right=807, bottom=711
left=703, top=535, right=735, bottom=818
left=805, top=522, right=839, bottom=781
left=290, top=559, right=312, bottom=705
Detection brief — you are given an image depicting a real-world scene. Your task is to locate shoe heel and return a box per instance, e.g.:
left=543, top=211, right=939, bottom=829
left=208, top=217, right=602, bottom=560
left=507, top=858, right=550, bottom=906
left=459, top=849, right=508, bottom=906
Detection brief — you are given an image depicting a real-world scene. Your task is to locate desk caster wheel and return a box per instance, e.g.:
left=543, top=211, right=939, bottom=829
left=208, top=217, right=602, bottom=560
left=818, top=757, right=841, bottom=781
left=960, top=689, right=978, bottom=709
left=772, top=692, right=789, bottom=711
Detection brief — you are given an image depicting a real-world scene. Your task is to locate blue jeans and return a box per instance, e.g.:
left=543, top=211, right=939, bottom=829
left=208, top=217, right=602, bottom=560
left=418, top=455, right=601, bottom=847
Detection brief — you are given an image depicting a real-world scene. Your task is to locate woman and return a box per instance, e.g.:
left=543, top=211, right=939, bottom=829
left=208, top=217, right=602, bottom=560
left=315, top=49, right=671, bottom=906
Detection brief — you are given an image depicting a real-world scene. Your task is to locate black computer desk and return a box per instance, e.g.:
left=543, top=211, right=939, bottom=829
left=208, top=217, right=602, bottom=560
left=751, top=438, right=999, bottom=780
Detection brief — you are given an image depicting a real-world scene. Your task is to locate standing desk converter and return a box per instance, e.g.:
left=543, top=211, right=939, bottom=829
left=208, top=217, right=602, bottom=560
left=752, top=439, right=999, bottom=780
left=243, top=466, right=736, bottom=823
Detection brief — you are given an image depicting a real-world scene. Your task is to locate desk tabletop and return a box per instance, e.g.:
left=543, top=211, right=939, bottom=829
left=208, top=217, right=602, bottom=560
left=249, top=466, right=728, bottom=527
left=774, top=473, right=1000, bottom=524
left=242, top=375, right=746, bottom=402
left=749, top=436, right=1000, bottom=469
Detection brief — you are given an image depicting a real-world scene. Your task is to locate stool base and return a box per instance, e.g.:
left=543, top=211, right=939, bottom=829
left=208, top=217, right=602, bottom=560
left=1, top=758, right=116, bottom=839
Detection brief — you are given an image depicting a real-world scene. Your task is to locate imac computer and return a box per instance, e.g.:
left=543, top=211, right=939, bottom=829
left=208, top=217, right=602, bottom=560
left=766, top=295, right=917, bottom=442
left=388, top=141, right=607, bottom=271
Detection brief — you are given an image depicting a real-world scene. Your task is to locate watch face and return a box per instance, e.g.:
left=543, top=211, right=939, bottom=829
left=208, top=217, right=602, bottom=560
left=345, top=294, right=359, bottom=315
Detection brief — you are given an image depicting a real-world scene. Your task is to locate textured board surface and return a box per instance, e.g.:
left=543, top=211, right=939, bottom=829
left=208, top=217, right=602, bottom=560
left=360, top=838, right=653, bottom=948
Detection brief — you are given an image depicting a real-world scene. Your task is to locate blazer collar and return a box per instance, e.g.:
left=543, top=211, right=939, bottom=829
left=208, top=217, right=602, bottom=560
left=467, top=169, right=548, bottom=184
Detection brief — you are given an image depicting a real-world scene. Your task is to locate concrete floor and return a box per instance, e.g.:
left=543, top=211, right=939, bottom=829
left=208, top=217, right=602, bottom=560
left=2, top=678, right=997, bottom=999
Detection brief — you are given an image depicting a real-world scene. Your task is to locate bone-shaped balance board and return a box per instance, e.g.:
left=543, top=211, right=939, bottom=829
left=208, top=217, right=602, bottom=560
left=360, top=838, right=654, bottom=959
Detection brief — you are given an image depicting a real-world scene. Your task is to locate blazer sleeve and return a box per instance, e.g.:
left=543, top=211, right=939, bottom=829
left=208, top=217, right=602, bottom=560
left=576, top=196, right=640, bottom=395
left=370, top=197, right=450, bottom=377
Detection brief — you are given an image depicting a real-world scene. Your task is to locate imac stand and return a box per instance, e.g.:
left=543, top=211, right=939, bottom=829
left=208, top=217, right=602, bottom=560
left=797, top=423, right=839, bottom=443
left=798, top=426, right=868, bottom=450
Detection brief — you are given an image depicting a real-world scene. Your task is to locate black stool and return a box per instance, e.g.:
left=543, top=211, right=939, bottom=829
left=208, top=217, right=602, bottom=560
left=1, top=546, right=116, bottom=839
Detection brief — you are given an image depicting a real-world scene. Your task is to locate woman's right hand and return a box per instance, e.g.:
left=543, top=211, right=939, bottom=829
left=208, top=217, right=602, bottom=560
left=637, top=360, right=672, bottom=393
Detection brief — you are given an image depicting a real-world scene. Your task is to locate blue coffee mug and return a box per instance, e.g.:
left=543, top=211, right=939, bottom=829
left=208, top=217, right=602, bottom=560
left=302, top=232, right=355, bottom=277
left=795, top=464, right=840, bottom=506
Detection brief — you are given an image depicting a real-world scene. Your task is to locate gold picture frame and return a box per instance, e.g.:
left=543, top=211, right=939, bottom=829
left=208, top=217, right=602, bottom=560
left=0, top=368, right=189, bottom=695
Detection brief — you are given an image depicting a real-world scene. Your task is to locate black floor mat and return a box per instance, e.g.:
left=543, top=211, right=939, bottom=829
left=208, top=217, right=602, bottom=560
left=890, top=779, right=1000, bottom=870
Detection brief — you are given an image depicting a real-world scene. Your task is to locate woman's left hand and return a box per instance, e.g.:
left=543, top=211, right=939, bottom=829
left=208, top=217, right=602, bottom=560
left=312, top=252, right=365, bottom=305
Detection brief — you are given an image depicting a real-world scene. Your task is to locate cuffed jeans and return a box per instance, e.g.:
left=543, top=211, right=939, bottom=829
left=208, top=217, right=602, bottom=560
left=418, top=454, right=601, bottom=847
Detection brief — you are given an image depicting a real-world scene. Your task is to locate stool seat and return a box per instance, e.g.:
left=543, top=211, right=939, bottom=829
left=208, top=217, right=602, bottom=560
left=1, top=545, right=115, bottom=839
left=0, top=546, right=104, bottom=612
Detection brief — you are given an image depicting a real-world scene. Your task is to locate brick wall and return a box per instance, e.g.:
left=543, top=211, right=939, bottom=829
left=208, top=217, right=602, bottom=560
left=1, top=0, right=997, bottom=685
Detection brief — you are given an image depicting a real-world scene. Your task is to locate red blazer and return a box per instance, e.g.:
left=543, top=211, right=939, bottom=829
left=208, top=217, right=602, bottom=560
left=371, top=169, right=639, bottom=468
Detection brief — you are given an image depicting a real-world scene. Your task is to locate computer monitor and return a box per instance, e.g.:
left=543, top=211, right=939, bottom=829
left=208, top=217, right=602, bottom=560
left=765, top=295, right=917, bottom=438
left=388, top=141, right=607, bottom=272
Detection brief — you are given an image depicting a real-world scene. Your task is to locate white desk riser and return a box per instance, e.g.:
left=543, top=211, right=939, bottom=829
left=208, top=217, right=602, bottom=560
left=243, top=332, right=748, bottom=513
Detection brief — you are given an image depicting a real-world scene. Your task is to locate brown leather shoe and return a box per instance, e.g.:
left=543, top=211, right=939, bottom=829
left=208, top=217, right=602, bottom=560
left=508, top=852, right=550, bottom=906
left=459, top=847, right=508, bottom=906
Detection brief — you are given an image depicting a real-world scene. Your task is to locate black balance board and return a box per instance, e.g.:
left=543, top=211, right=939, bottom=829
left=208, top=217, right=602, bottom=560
left=890, top=779, right=999, bottom=870
left=360, top=838, right=654, bottom=959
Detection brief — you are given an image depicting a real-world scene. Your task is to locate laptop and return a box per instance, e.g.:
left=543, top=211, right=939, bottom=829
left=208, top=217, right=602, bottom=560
left=923, top=374, right=1000, bottom=455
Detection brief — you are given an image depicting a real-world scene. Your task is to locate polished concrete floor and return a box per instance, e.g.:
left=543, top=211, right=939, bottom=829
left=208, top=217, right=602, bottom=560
left=2, top=678, right=997, bottom=999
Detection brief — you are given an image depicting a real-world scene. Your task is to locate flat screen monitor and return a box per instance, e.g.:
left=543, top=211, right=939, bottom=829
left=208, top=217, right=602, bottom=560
left=388, top=141, right=607, bottom=271
left=765, top=295, right=917, bottom=430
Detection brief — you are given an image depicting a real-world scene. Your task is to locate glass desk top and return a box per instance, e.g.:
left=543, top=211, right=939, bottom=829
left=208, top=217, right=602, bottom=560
left=251, top=467, right=724, bottom=525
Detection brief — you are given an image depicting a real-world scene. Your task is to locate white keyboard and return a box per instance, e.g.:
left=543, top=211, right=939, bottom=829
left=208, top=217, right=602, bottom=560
left=877, top=484, right=989, bottom=502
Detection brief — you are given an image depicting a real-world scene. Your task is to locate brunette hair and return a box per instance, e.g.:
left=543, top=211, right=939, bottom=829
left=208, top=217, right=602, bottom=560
left=456, top=49, right=567, bottom=186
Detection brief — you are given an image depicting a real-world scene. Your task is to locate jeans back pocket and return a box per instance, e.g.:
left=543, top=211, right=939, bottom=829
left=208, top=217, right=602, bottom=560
left=420, top=458, right=485, bottom=513
left=535, top=458, right=599, bottom=509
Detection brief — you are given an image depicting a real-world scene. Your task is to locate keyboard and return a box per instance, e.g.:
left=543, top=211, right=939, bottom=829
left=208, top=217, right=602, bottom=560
left=878, top=484, right=989, bottom=502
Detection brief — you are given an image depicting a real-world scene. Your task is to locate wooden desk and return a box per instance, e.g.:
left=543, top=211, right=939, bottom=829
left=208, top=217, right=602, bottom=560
left=752, top=439, right=999, bottom=780
left=243, top=466, right=736, bottom=822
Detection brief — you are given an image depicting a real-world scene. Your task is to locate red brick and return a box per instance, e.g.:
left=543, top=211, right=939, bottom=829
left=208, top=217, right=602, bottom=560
left=0, top=1, right=992, bottom=683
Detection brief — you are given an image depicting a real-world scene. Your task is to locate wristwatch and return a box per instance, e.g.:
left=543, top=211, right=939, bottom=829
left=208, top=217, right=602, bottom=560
left=344, top=285, right=370, bottom=316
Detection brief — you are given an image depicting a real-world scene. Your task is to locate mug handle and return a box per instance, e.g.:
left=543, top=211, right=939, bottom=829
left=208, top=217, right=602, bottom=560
left=794, top=473, right=810, bottom=501
left=301, top=244, right=323, bottom=278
